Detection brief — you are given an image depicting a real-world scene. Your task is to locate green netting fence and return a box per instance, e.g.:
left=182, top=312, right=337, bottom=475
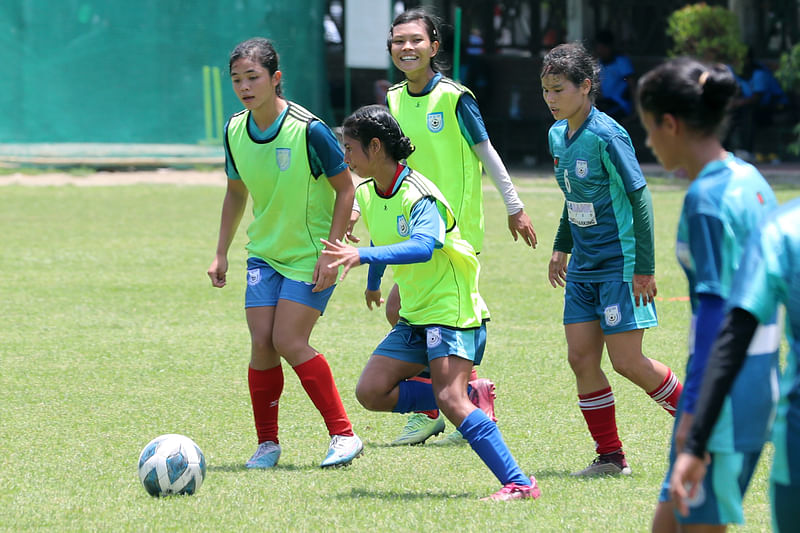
left=0, top=0, right=329, bottom=148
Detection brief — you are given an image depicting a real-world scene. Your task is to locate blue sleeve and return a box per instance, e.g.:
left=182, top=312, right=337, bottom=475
left=456, top=93, right=489, bottom=146
left=358, top=198, right=442, bottom=265
left=604, top=135, right=645, bottom=193
left=687, top=213, right=726, bottom=297
left=683, top=293, right=727, bottom=414
left=307, top=120, right=348, bottom=178
left=618, top=55, right=634, bottom=77
left=366, top=255, right=387, bottom=292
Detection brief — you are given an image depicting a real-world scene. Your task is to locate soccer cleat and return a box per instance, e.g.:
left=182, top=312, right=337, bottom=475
left=245, top=441, right=281, bottom=469
left=468, top=378, right=498, bottom=422
left=391, top=413, right=446, bottom=446
left=481, top=476, right=542, bottom=501
left=571, top=450, right=632, bottom=476
left=430, top=429, right=468, bottom=446
left=320, top=434, right=364, bottom=468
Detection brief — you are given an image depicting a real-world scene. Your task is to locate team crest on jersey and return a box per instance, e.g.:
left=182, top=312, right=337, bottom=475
left=247, top=268, right=261, bottom=286
left=427, top=112, right=444, bottom=133
left=604, top=304, right=621, bottom=327
left=396, top=215, right=410, bottom=237
left=427, top=327, right=442, bottom=348
left=575, top=159, right=588, bottom=178
left=563, top=168, right=572, bottom=194
left=276, top=148, right=291, bottom=171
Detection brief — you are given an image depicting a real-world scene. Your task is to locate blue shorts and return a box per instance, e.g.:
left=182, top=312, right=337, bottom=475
left=244, top=257, right=335, bottom=314
left=373, top=320, right=487, bottom=366
left=563, top=280, right=658, bottom=334
left=659, top=447, right=761, bottom=525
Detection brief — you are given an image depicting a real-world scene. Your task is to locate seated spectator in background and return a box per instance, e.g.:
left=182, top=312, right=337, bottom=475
left=594, top=30, right=635, bottom=121
left=726, top=47, right=789, bottom=163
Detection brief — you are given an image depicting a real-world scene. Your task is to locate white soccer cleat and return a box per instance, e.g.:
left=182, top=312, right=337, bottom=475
left=320, top=434, right=364, bottom=468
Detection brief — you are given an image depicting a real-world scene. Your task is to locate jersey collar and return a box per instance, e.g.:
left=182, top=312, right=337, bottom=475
left=375, top=163, right=410, bottom=198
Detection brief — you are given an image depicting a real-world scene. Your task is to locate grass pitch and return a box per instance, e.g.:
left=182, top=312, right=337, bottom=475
left=1, top=174, right=792, bottom=531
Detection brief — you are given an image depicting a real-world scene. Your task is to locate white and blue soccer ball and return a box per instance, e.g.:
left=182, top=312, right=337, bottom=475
left=137, top=434, right=206, bottom=497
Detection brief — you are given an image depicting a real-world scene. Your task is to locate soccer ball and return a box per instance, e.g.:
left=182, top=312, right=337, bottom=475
left=137, top=434, right=206, bottom=497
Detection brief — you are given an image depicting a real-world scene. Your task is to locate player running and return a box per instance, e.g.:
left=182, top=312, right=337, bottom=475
left=637, top=57, right=780, bottom=532
left=541, top=42, right=682, bottom=476
left=669, top=196, right=800, bottom=533
left=325, top=104, right=540, bottom=500
left=207, top=37, right=362, bottom=469
left=347, top=7, right=538, bottom=447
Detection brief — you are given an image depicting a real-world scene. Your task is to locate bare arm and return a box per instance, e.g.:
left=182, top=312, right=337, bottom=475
left=313, top=169, right=356, bottom=292
left=207, top=178, right=249, bottom=288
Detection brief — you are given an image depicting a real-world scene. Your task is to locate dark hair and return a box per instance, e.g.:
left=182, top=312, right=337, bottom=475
left=387, top=8, right=445, bottom=73
left=342, top=105, right=415, bottom=161
left=595, top=29, right=615, bottom=47
left=636, top=57, right=738, bottom=137
left=541, top=42, right=600, bottom=100
left=229, top=37, right=283, bottom=97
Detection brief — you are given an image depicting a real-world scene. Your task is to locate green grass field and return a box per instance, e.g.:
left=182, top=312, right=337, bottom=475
left=2, top=174, right=795, bottom=532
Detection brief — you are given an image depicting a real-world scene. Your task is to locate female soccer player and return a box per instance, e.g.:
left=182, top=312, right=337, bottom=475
left=669, top=196, right=800, bottom=533
left=358, top=7, right=538, bottom=447
left=207, top=37, right=362, bottom=469
left=637, top=58, right=779, bottom=532
left=326, top=104, right=540, bottom=501
left=540, top=43, right=682, bottom=476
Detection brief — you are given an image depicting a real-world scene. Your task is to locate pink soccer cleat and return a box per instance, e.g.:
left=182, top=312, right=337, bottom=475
left=468, top=378, right=497, bottom=422
left=482, top=476, right=542, bottom=501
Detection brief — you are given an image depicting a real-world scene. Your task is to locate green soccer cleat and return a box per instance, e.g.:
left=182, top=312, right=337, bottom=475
left=391, top=413, right=445, bottom=446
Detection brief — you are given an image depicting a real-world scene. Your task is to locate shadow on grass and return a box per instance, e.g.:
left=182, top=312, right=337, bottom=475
left=207, top=463, right=307, bottom=473
left=337, top=488, right=473, bottom=500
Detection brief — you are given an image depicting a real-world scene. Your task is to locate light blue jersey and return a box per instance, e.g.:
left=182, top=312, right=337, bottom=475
left=730, top=196, right=800, bottom=485
left=548, top=107, right=646, bottom=282
left=676, top=154, right=779, bottom=452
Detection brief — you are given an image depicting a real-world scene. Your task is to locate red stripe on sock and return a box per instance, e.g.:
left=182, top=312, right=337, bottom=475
left=248, top=365, right=283, bottom=444
left=293, top=354, right=354, bottom=437
left=578, top=387, right=622, bottom=455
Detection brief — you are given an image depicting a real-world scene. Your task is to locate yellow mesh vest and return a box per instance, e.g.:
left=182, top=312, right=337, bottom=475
left=355, top=170, right=488, bottom=328
left=386, top=77, right=484, bottom=252
left=226, top=103, right=335, bottom=282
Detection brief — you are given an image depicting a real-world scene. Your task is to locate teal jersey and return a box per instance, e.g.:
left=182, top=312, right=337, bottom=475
left=548, top=107, right=647, bottom=282
left=676, top=154, right=779, bottom=452
left=730, top=196, right=800, bottom=483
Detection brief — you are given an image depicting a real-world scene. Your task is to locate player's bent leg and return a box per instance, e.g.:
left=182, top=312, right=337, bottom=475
left=431, top=356, right=539, bottom=500
left=356, top=354, right=428, bottom=412
left=605, top=329, right=682, bottom=415
left=385, top=283, right=401, bottom=327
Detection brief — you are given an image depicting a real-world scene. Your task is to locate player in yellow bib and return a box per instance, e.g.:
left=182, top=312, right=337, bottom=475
left=323, top=104, right=540, bottom=501
left=348, top=7, right=537, bottom=446
left=207, top=37, right=362, bottom=470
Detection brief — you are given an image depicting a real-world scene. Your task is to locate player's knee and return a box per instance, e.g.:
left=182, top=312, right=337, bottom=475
left=271, top=331, right=306, bottom=360
left=567, top=351, right=595, bottom=375
left=355, top=382, right=381, bottom=411
left=609, top=357, right=638, bottom=380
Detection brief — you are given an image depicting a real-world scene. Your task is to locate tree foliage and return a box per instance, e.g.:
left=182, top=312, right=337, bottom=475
left=667, top=3, right=746, bottom=71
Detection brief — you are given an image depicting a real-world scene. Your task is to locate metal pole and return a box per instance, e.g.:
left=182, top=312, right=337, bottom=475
left=453, top=6, right=462, bottom=81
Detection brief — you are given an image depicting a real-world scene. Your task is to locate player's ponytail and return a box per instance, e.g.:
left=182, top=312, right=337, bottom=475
left=343, top=105, right=415, bottom=162
left=229, top=37, right=283, bottom=97
left=637, top=58, right=737, bottom=137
